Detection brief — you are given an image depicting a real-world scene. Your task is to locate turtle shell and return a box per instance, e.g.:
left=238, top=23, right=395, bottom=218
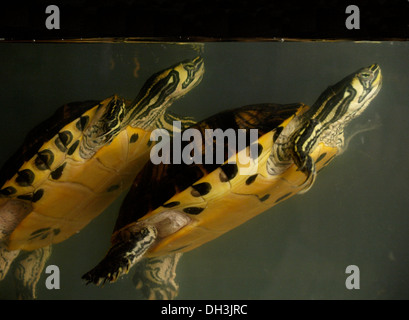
left=114, top=103, right=338, bottom=257
left=0, top=96, right=154, bottom=250
left=0, top=56, right=205, bottom=251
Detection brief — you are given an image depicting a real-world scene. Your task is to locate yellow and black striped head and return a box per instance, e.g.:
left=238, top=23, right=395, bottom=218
left=127, top=56, right=205, bottom=130
left=79, top=57, right=204, bottom=159
left=293, top=64, right=382, bottom=155
left=289, top=64, right=382, bottom=190
left=307, top=64, right=382, bottom=126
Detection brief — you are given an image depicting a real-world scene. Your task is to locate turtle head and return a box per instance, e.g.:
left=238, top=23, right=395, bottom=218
left=309, top=63, right=382, bottom=125
left=127, top=56, right=205, bottom=130
left=283, top=64, right=382, bottom=192
left=77, top=57, right=204, bottom=159
left=292, top=64, right=382, bottom=169
left=165, top=55, right=205, bottom=98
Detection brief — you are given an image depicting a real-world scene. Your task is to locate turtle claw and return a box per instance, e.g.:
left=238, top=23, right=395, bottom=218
left=82, top=226, right=157, bottom=286
left=83, top=249, right=142, bottom=286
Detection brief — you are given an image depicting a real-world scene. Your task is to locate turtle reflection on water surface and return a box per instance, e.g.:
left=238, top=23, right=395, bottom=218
left=83, top=64, right=382, bottom=299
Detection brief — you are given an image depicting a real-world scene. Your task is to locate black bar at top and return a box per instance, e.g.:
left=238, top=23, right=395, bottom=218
left=0, top=0, right=408, bottom=41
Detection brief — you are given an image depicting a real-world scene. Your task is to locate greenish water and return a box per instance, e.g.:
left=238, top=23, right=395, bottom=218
left=0, top=41, right=408, bottom=299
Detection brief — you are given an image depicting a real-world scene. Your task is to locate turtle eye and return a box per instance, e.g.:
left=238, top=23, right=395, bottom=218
left=359, top=72, right=372, bottom=80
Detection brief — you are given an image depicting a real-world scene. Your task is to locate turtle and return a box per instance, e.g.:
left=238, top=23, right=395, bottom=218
left=0, top=56, right=205, bottom=299
left=83, top=64, right=382, bottom=299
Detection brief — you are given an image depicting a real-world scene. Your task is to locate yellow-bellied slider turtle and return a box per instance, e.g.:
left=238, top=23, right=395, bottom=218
left=0, top=56, right=204, bottom=299
left=83, top=64, right=382, bottom=299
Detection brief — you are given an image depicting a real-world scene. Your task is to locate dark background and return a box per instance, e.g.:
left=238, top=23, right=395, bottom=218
left=0, top=0, right=408, bottom=40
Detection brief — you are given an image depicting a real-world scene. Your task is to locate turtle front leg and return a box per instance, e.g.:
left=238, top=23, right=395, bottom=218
left=133, top=253, right=183, bottom=300
left=82, top=226, right=158, bottom=286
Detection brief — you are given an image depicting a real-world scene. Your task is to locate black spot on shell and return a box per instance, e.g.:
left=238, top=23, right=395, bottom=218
left=16, top=189, right=44, bottom=202
left=257, top=144, right=263, bottom=157
left=58, top=131, right=73, bottom=147
left=51, top=163, right=66, bottom=180
left=29, top=227, right=57, bottom=241
left=191, top=182, right=212, bottom=197
left=35, top=149, right=54, bottom=171
left=273, top=126, right=284, bottom=142
left=274, top=192, right=293, bottom=204
left=245, top=174, right=258, bottom=185
left=220, top=163, right=238, bottom=181
left=15, top=169, right=35, bottom=187
left=30, top=227, right=51, bottom=236
left=107, top=184, right=120, bottom=192
left=67, top=140, right=80, bottom=156
left=183, top=207, right=205, bottom=215
left=163, top=201, right=180, bottom=208
left=0, top=186, right=17, bottom=196
left=169, top=244, right=191, bottom=253
left=32, top=189, right=44, bottom=202
left=316, top=152, right=327, bottom=164
left=130, top=133, right=139, bottom=143
left=76, top=115, right=89, bottom=131
left=259, top=194, right=270, bottom=202
left=17, top=194, right=33, bottom=201
left=54, top=136, right=67, bottom=152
